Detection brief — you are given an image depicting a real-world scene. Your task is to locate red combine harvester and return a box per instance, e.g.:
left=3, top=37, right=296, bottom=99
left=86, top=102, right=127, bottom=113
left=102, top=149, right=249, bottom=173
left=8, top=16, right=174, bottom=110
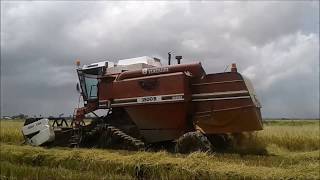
left=22, top=55, right=262, bottom=153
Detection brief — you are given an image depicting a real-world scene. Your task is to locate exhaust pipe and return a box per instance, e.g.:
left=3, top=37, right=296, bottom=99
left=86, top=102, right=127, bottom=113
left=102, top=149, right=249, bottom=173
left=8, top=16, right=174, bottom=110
left=168, top=52, right=171, bottom=65
left=175, top=56, right=182, bottom=64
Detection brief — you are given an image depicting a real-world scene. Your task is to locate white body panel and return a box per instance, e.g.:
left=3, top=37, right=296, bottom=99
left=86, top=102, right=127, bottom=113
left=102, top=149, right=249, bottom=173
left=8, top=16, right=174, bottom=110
left=26, top=126, right=55, bottom=146
left=117, top=56, right=161, bottom=67
left=106, top=63, right=154, bottom=75
left=22, top=118, right=55, bottom=146
left=80, top=56, right=161, bottom=75
left=82, top=61, right=115, bottom=70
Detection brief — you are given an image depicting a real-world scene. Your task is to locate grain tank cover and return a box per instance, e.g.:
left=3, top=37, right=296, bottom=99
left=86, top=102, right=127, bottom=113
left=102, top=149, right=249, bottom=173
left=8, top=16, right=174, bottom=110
left=117, top=56, right=162, bottom=67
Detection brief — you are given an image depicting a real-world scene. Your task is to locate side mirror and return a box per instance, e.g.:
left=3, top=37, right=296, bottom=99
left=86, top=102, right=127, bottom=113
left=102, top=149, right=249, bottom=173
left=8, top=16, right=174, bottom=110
left=76, top=83, right=80, bottom=93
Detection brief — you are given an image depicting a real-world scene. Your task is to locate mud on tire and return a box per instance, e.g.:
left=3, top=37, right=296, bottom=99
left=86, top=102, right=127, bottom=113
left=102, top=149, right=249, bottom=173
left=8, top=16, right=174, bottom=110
left=175, top=131, right=212, bottom=154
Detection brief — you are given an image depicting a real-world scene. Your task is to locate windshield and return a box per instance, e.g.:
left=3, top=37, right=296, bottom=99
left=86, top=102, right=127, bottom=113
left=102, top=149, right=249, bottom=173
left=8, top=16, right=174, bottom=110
left=84, top=76, right=98, bottom=99
left=77, top=70, right=99, bottom=101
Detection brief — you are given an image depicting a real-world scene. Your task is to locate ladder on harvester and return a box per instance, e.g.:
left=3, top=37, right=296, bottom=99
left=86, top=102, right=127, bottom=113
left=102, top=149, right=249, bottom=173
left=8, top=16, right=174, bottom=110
left=69, top=127, right=82, bottom=148
left=69, top=108, right=84, bottom=148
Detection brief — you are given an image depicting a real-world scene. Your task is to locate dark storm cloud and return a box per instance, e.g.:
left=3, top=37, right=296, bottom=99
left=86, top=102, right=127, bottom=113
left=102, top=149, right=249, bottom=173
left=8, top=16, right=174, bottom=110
left=1, top=1, right=319, bottom=118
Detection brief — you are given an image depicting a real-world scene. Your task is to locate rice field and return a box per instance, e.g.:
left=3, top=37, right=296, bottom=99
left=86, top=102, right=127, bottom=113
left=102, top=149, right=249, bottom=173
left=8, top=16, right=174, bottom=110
left=0, top=119, right=319, bottom=179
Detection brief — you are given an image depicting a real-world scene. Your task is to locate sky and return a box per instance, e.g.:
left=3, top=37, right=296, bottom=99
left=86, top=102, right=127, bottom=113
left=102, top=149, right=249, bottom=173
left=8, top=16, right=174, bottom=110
left=1, top=1, right=319, bottom=118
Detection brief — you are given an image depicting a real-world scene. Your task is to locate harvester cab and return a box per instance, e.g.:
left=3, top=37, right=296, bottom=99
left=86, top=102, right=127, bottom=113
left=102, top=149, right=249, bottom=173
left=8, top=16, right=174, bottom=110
left=76, top=57, right=161, bottom=102
left=76, top=61, right=113, bottom=102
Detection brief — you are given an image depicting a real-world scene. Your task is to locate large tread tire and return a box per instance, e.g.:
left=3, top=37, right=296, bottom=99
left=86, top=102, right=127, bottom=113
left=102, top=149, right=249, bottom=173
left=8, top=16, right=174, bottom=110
left=175, top=131, right=212, bottom=154
left=98, top=129, right=112, bottom=148
left=96, top=125, right=145, bottom=151
left=207, top=134, right=231, bottom=151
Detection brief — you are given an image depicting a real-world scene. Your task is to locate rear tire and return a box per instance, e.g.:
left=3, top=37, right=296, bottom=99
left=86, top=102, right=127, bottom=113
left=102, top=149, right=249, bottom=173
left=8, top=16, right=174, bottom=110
left=175, top=131, right=212, bottom=154
left=207, top=134, right=231, bottom=151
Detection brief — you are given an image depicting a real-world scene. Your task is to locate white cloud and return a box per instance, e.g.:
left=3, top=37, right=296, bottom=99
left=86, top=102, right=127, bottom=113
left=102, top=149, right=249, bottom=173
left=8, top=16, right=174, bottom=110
left=1, top=1, right=318, bottom=118
left=242, top=32, right=318, bottom=89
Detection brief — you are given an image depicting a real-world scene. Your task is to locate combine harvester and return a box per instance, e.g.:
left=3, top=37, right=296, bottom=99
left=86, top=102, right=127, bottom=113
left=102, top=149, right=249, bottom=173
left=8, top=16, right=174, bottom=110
left=22, top=54, right=263, bottom=153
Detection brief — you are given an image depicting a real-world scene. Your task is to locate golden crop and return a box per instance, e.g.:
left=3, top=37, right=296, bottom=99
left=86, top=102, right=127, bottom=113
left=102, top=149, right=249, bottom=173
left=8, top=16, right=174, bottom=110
left=0, top=119, right=319, bottom=179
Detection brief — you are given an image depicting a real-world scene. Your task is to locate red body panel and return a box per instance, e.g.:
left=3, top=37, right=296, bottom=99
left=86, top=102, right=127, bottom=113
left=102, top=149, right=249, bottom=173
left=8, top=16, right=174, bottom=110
left=191, top=73, right=263, bottom=133
left=99, top=72, right=192, bottom=142
left=126, top=103, right=189, bottom=142
left=95, top=63, right=263, bottom=143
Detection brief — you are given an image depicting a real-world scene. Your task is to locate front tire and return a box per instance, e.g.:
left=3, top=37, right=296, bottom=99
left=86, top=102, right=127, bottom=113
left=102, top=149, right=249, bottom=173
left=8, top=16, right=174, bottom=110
left=175, top=131, right=212, bottom=154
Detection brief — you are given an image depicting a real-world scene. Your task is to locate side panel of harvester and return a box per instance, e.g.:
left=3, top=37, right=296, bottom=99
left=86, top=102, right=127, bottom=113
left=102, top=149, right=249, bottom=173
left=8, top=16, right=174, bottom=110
left=191, top=72, right=263, bottom=134
left=98, top=63, right=263, bottom=143
left=99, top=72, right=192, bottom=143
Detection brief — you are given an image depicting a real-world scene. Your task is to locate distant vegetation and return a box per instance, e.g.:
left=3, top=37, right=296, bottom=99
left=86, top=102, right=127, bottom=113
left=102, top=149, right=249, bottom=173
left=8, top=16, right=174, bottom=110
left=0, top=119, right=319, bottom=179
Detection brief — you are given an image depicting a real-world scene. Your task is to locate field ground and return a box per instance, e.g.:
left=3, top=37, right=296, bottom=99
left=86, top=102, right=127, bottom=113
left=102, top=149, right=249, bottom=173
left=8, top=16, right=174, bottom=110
left=0, top=119, right=319, bottom=179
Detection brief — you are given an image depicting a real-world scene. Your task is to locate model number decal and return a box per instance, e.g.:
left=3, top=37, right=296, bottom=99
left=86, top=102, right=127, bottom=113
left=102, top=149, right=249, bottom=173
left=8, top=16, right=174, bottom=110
left=172, top=95, right=183, bottom=100
left=137, top=96, right=162, bottom=103
left=138, top=96, right=160, bottom=103
left=112, top=94, right=185, bottom=106
left=141, top=96, right=156, bottom=102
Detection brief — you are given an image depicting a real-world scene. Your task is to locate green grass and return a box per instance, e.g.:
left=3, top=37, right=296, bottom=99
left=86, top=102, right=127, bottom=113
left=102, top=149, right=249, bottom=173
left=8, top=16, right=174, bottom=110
left=0, top=120, right=24, bottom=144
left=0, top=119, right=319, bottom=179
left=0, top=160, right=133, bottom=180
left=0, top=143, right=319, bottom=180
left=259, top=124, right=319, bottom=151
